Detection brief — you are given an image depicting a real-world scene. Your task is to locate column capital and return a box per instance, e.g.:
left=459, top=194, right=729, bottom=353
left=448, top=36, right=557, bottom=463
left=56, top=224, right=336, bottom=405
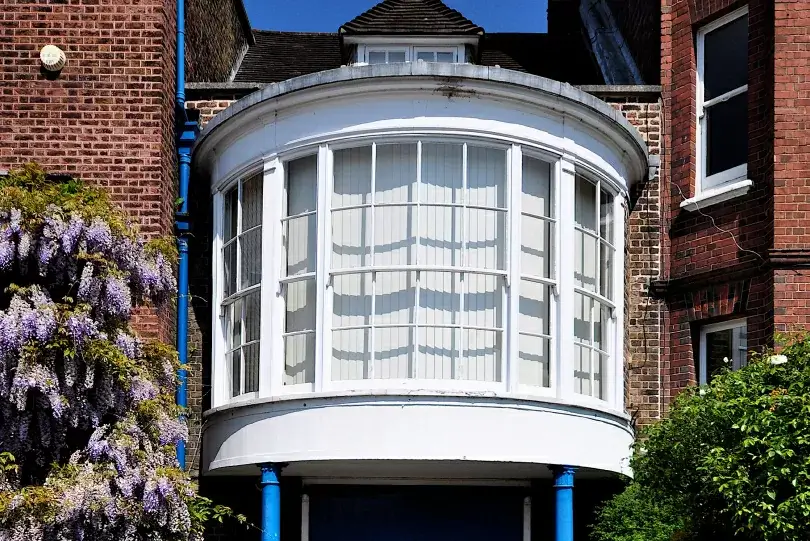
left=552, top=465, right=576, bottom=488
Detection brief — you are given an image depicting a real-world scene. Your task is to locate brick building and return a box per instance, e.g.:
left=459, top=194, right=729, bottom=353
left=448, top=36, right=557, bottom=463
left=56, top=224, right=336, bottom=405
left=1, top=0, right=806, bottom=540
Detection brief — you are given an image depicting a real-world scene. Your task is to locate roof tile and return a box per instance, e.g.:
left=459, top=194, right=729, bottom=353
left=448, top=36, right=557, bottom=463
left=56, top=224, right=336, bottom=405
left=340, top=0, right=483, bottom=35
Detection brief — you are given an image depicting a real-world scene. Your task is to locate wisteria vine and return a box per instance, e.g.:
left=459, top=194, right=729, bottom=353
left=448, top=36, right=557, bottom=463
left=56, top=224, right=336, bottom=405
left=0, top=165, right=230, bottom=541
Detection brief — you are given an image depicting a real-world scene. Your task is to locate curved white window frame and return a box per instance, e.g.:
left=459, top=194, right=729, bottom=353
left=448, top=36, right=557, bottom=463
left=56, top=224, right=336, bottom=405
left=696, top=6, right=749, bottom=194
left=211, top=136, right=627, bottom=412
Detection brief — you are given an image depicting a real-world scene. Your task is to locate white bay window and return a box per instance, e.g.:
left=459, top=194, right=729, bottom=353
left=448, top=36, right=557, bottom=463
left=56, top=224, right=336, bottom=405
left=216, top=138, right=623, bottom=407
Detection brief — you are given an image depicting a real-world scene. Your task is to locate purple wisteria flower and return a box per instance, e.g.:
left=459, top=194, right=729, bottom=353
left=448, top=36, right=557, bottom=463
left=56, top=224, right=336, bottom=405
left=65, top=312, right=100, bottom=347
left=85, top=217, right=113, bottom=253
left=103, top=275, right=132, bottom=319
left=113, top=331, right=140, bottom=359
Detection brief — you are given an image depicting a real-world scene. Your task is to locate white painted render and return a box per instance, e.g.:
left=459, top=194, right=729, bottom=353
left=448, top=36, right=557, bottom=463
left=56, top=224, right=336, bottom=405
left=195, top=64, right=647, bottom=478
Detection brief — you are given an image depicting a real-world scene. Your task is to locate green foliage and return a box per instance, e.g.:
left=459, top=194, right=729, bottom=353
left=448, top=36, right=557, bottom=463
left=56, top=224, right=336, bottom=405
left=591, top=483, right=685, bottom=541
left=592, top=337, right=810, bottom=541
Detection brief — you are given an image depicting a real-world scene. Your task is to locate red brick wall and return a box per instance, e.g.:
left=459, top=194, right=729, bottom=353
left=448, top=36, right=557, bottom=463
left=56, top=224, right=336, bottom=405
left=1, top=0, right=178, bottom=341
left=656, top=0, right=810, bottom=406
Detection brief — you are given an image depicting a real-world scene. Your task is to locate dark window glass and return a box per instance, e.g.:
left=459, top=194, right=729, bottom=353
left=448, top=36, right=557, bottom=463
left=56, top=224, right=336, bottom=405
left=704, top=14, right=748, bottom=100
left=706, top=91, right=748, bottom=176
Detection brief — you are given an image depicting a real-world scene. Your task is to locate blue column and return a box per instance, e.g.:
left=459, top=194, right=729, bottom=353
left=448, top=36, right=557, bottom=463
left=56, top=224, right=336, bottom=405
left=260, top=463, right=282, bottom=541
left=553, top=466, right=576, bottom=541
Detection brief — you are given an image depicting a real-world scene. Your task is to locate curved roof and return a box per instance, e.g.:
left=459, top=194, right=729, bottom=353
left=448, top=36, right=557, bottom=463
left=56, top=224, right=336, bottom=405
left=339, top=0, right=483, bottom=35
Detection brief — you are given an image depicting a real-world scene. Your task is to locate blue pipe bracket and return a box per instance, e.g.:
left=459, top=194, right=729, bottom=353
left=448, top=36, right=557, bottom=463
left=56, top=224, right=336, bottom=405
left=553, top=465, right=576, bottom=541
left=260, top=463, right=283, bottom=541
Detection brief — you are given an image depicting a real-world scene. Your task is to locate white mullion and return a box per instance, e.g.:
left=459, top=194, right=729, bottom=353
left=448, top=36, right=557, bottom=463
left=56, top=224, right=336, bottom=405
left=369, top=143, right=377, bottom=380
left=262, top=159, right=281, bottom=397
left=239, top=299, right=247, bottom=395
left=211, top=191, right=226, bottom=407
left=412, top=141, right=422, bottom=379
left=457, top=143, right=468, bottom=379
left=235, top=180, right=244, bottom=395
left=591, top=179, right=600, bottom=397
left=315, top=145, right=331, bottom=391
left=556, top=158, right=576, bottom=400
left=507, top=144, right=522, bottom=392
left=612, top=196, right=625, bottom=409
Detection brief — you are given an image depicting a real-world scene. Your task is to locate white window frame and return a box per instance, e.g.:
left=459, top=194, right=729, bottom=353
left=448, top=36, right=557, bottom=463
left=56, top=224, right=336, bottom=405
left=211, top=136, right=626, bottom=412
left=413, top=46, right=459, bottom=63
left=217, top=170, right=264, bottom=403
left=696, top=6, right=749, bottom=193
left=357, top=44, right=466, bottom=65
left=698, top=318, right=747, bottom=385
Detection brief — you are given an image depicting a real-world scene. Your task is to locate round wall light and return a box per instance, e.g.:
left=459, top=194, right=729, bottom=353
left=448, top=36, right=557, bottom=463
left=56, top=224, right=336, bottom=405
left=40, top=45, right=66, bottom=72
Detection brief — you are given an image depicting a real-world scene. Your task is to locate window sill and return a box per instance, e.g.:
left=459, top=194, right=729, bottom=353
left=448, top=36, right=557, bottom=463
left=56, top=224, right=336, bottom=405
left=679, top=179, right=753, bottom=212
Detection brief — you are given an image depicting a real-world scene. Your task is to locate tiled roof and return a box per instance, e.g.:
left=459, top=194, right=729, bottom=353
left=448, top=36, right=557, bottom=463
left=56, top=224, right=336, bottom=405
left=233, top=31, right=343, bottom=84
left=233, top=31, right=603, bottom=86
left=480, top=33, right=603, bottom=85
left=339, top=0, right=483, bottom=35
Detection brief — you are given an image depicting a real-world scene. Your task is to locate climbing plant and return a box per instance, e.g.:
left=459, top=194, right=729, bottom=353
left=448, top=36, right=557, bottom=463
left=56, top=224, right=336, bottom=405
left=0, top=164, right=240, bottom=540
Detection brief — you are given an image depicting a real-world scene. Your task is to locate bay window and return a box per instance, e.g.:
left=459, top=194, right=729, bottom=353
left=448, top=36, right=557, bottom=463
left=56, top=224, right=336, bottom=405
left=216, top=138, right=623, bottom=406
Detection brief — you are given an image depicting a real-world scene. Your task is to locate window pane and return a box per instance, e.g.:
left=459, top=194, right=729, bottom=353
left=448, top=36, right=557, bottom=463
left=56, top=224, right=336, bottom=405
left=521, top=216, right=550, bottom=278
left=419, top=205, right=460, bottom=266
left=459, top=329, right=501, bottom=382
left=574, top=344, right=591, bottom=396
left=376, top=143, right=417, bottom=203
left=465, top=209, right=506, bottom=270
left=224, top=188, right=238, bottom=242
left=288, top=155, right=317, bottom=215
left=519, top=334, right=550, bottom=387
left=703, top=324, right=747, bottom=383
left=284, top=332, right=315, bottom=385
left=230, top=349, right=241, bottom=397
left=223, top=242, right=237, bottom=298
left=519, top=280, right=549, bottom=337
left=245, top=289, right=261, bottom=343
left=600, top=241, right=613, bottom=300
left=462, top=274, right=503, bottom=329
left=388, top=51, right=406, bottom=63
left=575, top=176, right=597, bottom=233
left=242, top=174, right=263, bottom=230
left=333, top=273, right=372, bottom=328
left=332, top=328, right=371, bottom=381
left=418, top=326, right=456, bottom=380
left=240, top=228, right=262, bottom=288
left=374, top=326, right=412, bottom=379
left=706, top=91, right=748, bottom=178
left=419, top=271, right=459, bottom=326
left=705, top=328, right=732, bottom=382
left=332, top=207, right=372, bottom=269
left=704, top=13, right=748, bottom=100
left=333, top=146, right=371, bottom=208
left=374, top=205, right=415, bottom=266
left=229, top=297, right=243, bottom=351
left=467, top=146, right=506, bottom=207
left=575, top=228, right=597, bottom=291
left=416, top=51, right=434, bottom=62
left=574, top=292, right=592, bottom=345
left=368, top=51, right=386, bottom=64
left=285, top=279, right=316, bottom=333
left=375, top=271, right=415, bottom=325
left=243, top=342, right=260, bottom=393
left=286, top=215, right=317, bottom=275
left=437, top=52, right=455, bottom=63
left=522, top=157, right=551, bottom=217
left=420, top=143, right=462, bottom=204
left=600, top=189, right=612, bottom=241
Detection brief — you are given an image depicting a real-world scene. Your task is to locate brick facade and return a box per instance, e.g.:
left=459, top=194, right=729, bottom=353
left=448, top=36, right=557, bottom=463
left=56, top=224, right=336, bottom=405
left=655, top=0, right=810, bottom=408
left=0, top=0, right=179, bottom=341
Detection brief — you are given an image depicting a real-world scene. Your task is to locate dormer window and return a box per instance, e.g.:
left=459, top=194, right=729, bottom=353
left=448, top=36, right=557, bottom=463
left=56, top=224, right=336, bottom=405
left=359, top=44, right=464, bottom=65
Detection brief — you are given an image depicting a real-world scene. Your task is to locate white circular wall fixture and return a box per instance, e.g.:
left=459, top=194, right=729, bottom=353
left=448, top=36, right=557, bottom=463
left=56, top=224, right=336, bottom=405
left=40, top=45, right=66, bottom=72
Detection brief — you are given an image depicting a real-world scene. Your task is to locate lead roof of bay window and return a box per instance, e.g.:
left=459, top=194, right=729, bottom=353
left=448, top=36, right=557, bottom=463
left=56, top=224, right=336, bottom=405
left=339, top=0, right=483, bottom=35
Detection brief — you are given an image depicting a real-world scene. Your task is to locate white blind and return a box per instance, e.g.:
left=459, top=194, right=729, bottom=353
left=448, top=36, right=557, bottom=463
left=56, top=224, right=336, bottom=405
left=330, top=142, right=506, bottom=383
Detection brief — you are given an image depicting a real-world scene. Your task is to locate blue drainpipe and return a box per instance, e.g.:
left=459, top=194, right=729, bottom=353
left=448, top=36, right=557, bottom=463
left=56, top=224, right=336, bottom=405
left=553, top=466, right=576, bottom=541
left=175, top=0, right=199, bottom=469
